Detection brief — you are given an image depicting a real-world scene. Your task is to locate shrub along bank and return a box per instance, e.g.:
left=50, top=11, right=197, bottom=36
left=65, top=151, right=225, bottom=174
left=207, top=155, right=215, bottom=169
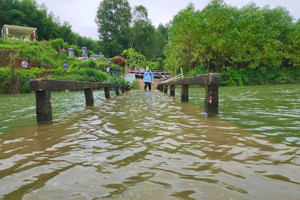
left=0, top=39, right=130, bottom=94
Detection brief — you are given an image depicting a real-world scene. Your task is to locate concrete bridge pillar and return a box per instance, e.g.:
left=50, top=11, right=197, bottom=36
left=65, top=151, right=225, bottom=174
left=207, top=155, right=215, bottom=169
left=104, top=87, right=110, bottom=99
left=170, top=85, right=175, bottom=96
left=115, top=87, right=120, bottom=95
left=35, top=90, right=52, bottom=123
left=181, top=85, right=189, bottom=102
left=84, top=88, right=94, bottom=106
left=205, top=83, right=218, bottom=117
left=164, top=85, right=168, bottom=93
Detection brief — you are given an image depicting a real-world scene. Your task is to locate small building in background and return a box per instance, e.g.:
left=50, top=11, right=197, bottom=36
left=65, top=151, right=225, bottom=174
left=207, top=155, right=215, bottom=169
left=1, top=24, right=37, bottom=41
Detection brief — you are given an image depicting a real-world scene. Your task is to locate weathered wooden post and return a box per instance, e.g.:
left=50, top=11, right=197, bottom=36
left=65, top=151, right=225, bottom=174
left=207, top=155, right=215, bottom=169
left=121, top=86, right=125, bottom=93
left=181, top=84, right=189, bottom=102
left=104, top=87, right=110, bottom=99
left=35, top=90, right=52, bottom=123
left=204, top=73, right=219, bottom=117
left=84, top=88, right=94, bottom=106
left=164, top=85, right=168, bottom=93
left=170, top=85, right=175, bottom=96
left=115, top=87, right=120, bottom=95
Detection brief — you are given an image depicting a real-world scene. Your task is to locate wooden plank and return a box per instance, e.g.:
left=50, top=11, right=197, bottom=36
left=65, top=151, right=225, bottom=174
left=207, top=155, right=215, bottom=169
left=157, top=73, right=220, bottom=86
left=29, top=79, right=128, bottom=91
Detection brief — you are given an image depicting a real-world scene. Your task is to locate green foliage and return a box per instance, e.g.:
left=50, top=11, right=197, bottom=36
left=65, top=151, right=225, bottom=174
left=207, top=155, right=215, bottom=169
left=165, top=0, right=299, bottom=78
left=122, top=48, right=146, bottom=68
left=106, top=76, right=129, bottom=87
left=15, top=69, right=36, bottom=93
left=50, top=38, right=64, bottom=52
left=131, top=81, right=139, bottom=90
left=220, top=69, right=244, bottom=86
left=185, top=65, right=207, bottom=77
left=218, top=67, right=300, bottom=86
left=77, top=68, right=108, bottom=82
left=95, top=59, right=110, bottom=71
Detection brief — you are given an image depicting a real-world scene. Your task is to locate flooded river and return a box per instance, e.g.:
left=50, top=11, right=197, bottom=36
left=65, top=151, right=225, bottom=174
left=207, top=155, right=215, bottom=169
left=0, top=84, right=299, bottom=199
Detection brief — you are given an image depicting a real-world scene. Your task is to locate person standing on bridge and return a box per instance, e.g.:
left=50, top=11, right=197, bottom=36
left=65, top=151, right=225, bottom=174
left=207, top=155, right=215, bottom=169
left=143, top=67, right=154, bottom=91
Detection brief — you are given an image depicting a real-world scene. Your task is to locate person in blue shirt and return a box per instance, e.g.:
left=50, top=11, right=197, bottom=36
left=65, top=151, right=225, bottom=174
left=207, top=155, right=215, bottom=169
left=143, top=67, right=154, bottom=91
left=63, top=61, right=69, bottom=69
left=115, top=66, right=120, bottom=78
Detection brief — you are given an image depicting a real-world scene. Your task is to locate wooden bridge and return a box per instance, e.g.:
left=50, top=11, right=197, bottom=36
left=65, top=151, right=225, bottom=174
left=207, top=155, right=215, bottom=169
left=29, top=73, right=220, bottom=124
left=29, top=79, right=130, bottom=124
left=157, top=73, right=220, bottom=117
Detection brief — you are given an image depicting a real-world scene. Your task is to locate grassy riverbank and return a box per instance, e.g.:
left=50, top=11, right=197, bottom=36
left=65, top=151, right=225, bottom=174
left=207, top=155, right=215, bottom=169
left=0, top=39, right=132, bottom=94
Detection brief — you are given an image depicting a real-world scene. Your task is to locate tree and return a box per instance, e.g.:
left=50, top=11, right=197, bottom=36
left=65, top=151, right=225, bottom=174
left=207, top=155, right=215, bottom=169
left=165, top=0, right=298, bottom=74
left=122, top=48, right=146, bottom=68
left=95, top=0, right=132, bottom=58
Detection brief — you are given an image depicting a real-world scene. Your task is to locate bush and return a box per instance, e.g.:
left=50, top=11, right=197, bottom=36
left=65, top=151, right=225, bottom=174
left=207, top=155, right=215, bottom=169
left=96, top=59, right=109, bottom=71
left=50, top=38, right=64, bottom=52
left=106, top=76, right=127, bottom=85
left=185, top=65, right=206, bottom=77
left=15, top=69, right=36, bottom=93
left=111, top=56, right=126, bottom=67
left=77, top=68, right=108, bottom=82
left=220, top=69, right=243, bottom=86
left=131, top=81, right=139, bottom=90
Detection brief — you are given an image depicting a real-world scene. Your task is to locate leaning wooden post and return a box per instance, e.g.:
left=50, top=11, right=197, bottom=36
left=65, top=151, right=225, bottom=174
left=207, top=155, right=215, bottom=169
left=115, top=87, right=120, bottom=95
left=181, top=84, right=189, bottom=102
left=35, top=90, right=52, bottom=123
left=104, top=87, right=110, bottom=99
left=84, top=88, right=94, bottom=106
left=164, top=85, right=168, bottom=93
left=204, top=73, right=220, bottom=117
left=170, top=85, right=175, bottom=96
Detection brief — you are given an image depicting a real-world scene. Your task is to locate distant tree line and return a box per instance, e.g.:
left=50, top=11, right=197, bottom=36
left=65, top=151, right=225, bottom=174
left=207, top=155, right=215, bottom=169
left=95, top=0, right=168, bottom=60
left=0, top=0, right=100, bottom=54
left=164, top=0, right=300, bottom=75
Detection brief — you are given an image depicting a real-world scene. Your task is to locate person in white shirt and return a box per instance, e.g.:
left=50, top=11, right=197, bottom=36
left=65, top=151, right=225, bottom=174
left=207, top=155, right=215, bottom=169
left=21, top=59, right=28, bottom=69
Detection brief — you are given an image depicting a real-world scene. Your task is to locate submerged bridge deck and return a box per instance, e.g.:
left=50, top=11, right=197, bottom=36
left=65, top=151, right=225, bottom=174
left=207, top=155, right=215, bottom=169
left=29, top=73, right=220, bottom=123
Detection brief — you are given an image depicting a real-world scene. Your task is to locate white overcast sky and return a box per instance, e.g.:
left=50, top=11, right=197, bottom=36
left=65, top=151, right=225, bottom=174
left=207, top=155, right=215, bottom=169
left=35, top=0, right=300, bottom=40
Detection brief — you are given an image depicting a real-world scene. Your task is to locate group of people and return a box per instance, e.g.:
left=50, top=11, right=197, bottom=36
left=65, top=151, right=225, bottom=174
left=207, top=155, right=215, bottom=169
left=106, top=63, right=120, bottom=78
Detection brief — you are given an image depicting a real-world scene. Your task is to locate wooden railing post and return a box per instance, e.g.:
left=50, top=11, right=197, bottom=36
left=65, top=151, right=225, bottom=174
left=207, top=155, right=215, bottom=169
left=181, top=84, right=189, bottom=102
left=170, top=85, right=175, bottom=96
left=104, top=87, right=110, bottom=99
left=164, top=85, right=168, bottom=93
left=84, top=88, right=94, bottom=106
left=35, top=90, right=52, bottom=123
left=121, top=87, right=125, bottom=93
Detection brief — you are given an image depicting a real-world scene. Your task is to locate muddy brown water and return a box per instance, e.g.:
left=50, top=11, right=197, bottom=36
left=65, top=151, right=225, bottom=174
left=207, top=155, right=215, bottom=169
left=0, top=89, right=299, bottom=199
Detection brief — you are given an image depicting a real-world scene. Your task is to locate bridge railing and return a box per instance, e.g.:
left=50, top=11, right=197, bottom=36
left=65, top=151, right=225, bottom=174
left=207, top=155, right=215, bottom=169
left=29, top=79, right=130, bottom=124
left=157, top=73, right=220, bottom=117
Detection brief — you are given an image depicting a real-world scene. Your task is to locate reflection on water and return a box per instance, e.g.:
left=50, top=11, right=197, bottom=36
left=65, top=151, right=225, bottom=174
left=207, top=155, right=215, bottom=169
left=0, top=91, right=108, bottom=135
left=0, top=90, right=299, bottom=199
left=180, top=84, right=300, bottom=146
